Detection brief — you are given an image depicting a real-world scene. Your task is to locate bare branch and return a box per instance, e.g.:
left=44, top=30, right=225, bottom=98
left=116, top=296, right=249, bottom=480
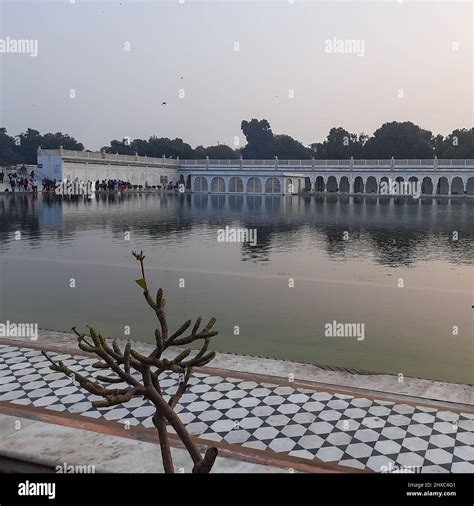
left=166, top=320, right=192, bottom=346
left=168, top=367, right=193, bottom=409
left=171, top=329, right=218, bottom=347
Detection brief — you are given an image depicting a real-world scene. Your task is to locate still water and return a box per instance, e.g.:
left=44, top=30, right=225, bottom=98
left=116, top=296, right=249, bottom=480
left=0, top=193, right=472, bottom=383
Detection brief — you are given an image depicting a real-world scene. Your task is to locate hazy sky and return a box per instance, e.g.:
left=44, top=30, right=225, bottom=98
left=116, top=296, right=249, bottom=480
left=0, top=0, right=472, bottom=150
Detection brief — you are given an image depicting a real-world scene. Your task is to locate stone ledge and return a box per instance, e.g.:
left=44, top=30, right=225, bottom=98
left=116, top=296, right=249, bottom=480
left=0, top=413, right=287, bottom=474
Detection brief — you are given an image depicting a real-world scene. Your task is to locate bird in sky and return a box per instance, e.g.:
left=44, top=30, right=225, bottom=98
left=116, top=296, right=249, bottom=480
left=161, top=102, right=167, bottom=106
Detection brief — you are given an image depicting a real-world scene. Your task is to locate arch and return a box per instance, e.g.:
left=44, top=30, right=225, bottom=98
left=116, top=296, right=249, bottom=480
left=394, top=176, right=407, bottom=196
left=379, top=176, right=390, bottom=195
left=265, top=177, right=281, bottom=194
left=437, top=176, right=449, bottom=195
left=315, top=176, right=325, bottom=192
left=353, top=176, right=364, bottom=193
left=247, top=177, right=262, bottom=193
left=366, top=176, right=378, bottom=193
left=326, top=176, right=338, bottom=192
left=451, top=177, right=464, bottom=195
left=339, top=176, right=350, bottom=193
left=408, top=176, right=419, bottom=197
left=229, top=176, right=244, bottom=193
left=193, top=176, right=208, bottom=193
left=466, top=177, right=474, bottom=195
left=211, top=176, right=225, bottom=193
left=421, top=177, right=433, bottom=195
left=304, top=177, right=312, bottom=191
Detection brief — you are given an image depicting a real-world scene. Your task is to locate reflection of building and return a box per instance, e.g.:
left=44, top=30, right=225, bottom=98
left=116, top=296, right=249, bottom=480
left=38, top=196, right=64, bottom=227
left=37, top=149, right=474, bottom=195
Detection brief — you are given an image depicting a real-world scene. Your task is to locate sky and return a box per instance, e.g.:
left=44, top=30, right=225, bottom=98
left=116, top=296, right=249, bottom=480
left=0, top=0, right=472, bottom=151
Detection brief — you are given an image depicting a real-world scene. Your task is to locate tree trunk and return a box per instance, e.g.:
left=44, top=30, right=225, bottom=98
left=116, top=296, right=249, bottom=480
left=153, top=412, right=174, bottom=473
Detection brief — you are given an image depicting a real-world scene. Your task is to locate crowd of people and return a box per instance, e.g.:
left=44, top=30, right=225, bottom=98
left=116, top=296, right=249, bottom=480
left=95, top=179, right=133, bottom=191
left=93, top=179, right=180, bottom=191
left=1, top=171, right=180, bottom=194
left=2, top=170, right=39, bottom=193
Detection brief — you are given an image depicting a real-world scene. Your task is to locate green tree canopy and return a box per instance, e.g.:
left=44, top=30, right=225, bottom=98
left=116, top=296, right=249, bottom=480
left=434, top=128, right=474, bottom=158
left=272, top=134, right=313, bottom=159
left=363, top=121, right=434, bottom=159
left=241, top=119, right=274, bottom=158
left=205, top=144, right=237, bottom=159
left=0, top=127, right=25, bottom=167
left=311, top=127, right=367, bottom=159
left=13, top=129, right=84, bottom=164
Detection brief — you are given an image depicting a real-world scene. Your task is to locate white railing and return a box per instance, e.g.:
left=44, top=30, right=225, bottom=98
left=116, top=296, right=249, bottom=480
left=38, top=149, right=179, bottom=166
left=178, top=158, right=474, bottom=168
left=37, top=151, right=474, bottom=170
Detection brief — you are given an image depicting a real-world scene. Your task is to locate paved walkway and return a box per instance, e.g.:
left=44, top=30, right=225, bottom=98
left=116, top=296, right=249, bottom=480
left=0, top=343, right=473, bottom=473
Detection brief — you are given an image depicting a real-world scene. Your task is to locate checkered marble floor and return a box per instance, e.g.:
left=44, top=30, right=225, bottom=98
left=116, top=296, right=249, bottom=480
left=0, top=344, right=473, bottom=473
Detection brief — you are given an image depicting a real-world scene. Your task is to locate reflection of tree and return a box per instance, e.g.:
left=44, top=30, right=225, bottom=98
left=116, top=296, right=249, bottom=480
left=0, top=194, right=42, bottom=250
left=319, top=227, right=351, bottom=259
left=239, top=222, right=274, bottom=263
left=367, top=231, right=431, bottom=267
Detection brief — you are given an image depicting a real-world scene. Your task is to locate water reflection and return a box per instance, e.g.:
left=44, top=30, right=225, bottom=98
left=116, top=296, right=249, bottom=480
left=0, top=193, right=473, bottom=268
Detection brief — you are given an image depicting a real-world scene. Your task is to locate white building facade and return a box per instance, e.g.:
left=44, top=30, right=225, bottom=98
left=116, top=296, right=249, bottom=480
left=36, top=149, right=474, bottom=195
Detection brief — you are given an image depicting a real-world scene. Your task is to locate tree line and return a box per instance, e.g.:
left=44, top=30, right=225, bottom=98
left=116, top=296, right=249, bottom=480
left=1, top=120, right=473, bottom=167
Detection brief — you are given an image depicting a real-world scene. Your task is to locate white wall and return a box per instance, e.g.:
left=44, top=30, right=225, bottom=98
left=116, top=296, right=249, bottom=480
left=60, top=161, right=179, bottom=186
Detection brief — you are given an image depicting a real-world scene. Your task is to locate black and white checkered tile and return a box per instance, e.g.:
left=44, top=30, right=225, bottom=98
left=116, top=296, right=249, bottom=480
left=0, top=345, right=473, bottom=473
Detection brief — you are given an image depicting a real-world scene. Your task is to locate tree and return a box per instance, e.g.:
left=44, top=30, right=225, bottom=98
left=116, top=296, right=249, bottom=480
left=193, top=145, right=207, bottom=159
left=272, top=134, right=313, bottom=159
left=241, top=118, right=274, bottom=159
left=42, top=251, right=219, bottom=474
left=311, top=127, right=367, bottom=159
left=41, top=132, right=84, bottom=151
left=15, top=128, right=42, bottom=164
left=102, top=136, right=195, bottom=159
left=205, top=144, right=237, bottom=159
left=0, top=128, right=24, bottom=167
left=13, top=129, right=84, bottom=164
left=102, top=139, right=135, bottom=155
left=363, top=121, right=434, bottom=159
left=434, top=128, right=474, bottom=158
